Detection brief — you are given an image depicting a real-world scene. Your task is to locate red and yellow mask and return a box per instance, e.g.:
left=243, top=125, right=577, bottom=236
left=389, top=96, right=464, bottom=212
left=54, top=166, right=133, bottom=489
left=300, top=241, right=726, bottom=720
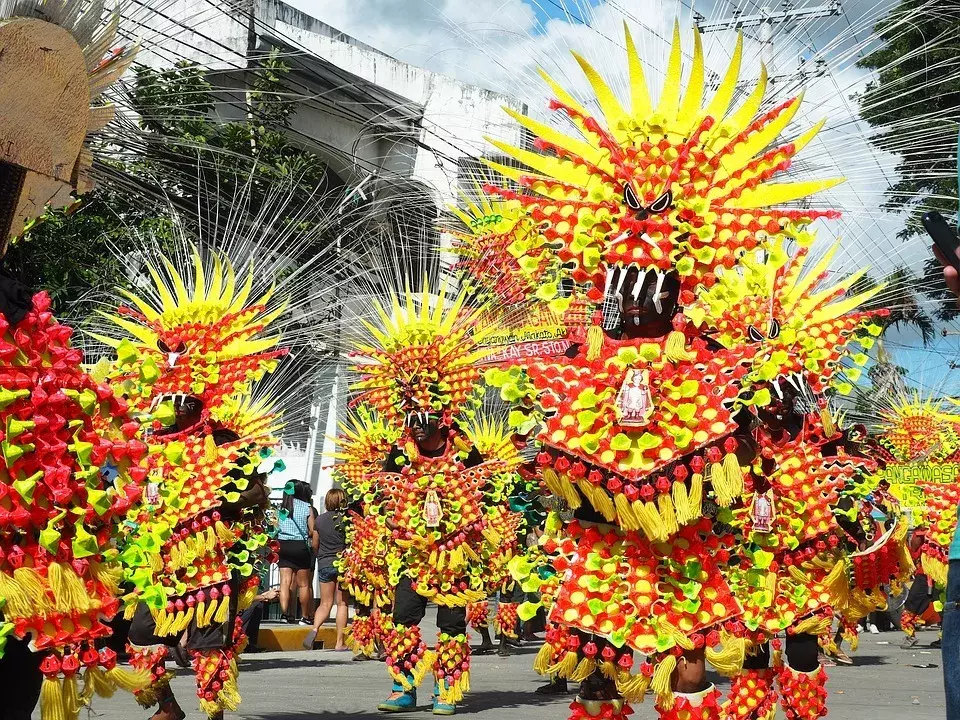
left=486, top=23, right=841, bottom=309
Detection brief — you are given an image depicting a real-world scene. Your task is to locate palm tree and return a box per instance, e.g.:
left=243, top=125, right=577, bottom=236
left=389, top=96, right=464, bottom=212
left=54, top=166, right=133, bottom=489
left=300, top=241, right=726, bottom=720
left=845, top=267, right=932, bottom=428
left=849, top=267, right=936, bottom=345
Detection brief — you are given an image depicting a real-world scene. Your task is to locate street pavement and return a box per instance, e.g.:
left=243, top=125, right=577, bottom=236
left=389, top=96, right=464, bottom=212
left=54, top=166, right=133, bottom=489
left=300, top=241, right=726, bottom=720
left=40, top=628, right=946, bottom=719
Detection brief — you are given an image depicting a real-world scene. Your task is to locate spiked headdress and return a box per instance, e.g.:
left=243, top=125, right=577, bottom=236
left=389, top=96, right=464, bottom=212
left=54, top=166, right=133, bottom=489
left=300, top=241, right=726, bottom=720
left=486, top=23, right=840, bottom=310
left=685, top=239, right=886, bottom=397
left=92, top=250, right=287, bottom=431
left=349, top=281, right=492, bottom=428
left=446, top=192, right=567, bottom=310
left=329, top=405, right=400, bottom=499
left=875, top=394, right=960, bottom=464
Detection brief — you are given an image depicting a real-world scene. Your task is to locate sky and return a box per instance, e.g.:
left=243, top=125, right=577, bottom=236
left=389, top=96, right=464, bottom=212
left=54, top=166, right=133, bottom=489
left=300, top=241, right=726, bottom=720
left=284, top=0, right=960, bottom=398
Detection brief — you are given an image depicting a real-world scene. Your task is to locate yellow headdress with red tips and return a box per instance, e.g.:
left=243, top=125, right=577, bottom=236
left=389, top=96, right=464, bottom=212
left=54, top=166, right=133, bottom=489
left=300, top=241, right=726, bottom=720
left=91, top=250, right=286, bottom=428
left=329, top=405, right=400, bottom=497
left=876, top=393, right=960, bottom=464
left=220, top=394, right=283, bottom=447
left=486, top=22, right=840, bottom=306
left=685, top=239, right=886, bottom=396
left=463, top=415, right=522, bottom=502
left=349, top=281, right=492, bottom=426
left=871, top=395, right=960, bottom=585
left=463, top=415, right=521, bottom=463
left=446, top=192, right=567, bottom=311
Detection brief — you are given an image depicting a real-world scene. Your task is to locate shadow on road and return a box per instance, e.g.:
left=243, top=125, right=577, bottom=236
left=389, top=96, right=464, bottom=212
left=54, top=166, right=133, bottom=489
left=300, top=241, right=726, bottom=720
left=240, top=657, right=337, bottom=672
left=835, top=654, right=891, bottom=667
left=241, top=688, right=571, bottom=719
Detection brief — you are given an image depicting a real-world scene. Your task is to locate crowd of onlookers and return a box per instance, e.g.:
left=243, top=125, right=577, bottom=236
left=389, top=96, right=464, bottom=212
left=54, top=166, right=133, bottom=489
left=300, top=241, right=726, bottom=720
left=273, top=482, right=350, bottom=651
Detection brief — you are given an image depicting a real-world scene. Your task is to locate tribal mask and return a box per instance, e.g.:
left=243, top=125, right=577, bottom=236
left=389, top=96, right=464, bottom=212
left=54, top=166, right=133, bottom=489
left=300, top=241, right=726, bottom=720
left=92, top=251, right=286, bottom=435
left=486, top=23, right=840, bottom=312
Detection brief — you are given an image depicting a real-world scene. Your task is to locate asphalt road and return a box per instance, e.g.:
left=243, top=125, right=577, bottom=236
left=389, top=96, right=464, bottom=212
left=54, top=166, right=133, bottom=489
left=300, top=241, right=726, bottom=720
left=40, top=628, right=946, bottom=719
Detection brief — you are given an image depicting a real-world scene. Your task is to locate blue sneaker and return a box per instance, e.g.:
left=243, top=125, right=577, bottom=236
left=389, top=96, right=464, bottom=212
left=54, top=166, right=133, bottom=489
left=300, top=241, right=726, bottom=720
left=432, top=683, right=456, bottom=716
left=378, top=682, right=417, bottom=712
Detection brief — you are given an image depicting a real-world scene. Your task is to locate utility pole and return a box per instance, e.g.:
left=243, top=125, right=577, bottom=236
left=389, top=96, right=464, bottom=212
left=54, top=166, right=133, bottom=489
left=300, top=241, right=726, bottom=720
left=694, top=1, right=841, bottom=86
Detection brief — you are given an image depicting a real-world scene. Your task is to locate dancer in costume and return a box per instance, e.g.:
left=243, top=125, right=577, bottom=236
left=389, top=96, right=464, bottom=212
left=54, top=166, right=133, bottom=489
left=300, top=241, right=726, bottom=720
left=462, top=418, right=526, bottom=657
left=0, top=3, right=148, bottom=719
left=828, top=426, right=912, bottom=658
left=899, top=530, right=935, bottom=648
left=680, top=227, right=905, bottom=719
left=347, top=282, right=512, bottom=715
left=317, top=406, right=399, bottom=658
left=473, top=21, right=890, bottom=720
left=867, top=395, right=960, bottom=647
left=95, top=252, right=285, bottom=720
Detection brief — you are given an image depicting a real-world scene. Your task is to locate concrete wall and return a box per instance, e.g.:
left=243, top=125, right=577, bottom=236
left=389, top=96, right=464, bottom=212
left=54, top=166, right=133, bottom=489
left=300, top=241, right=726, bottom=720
left=129, top=0, right=525, bottom=206
left=267, top=8, right=526, bottom=206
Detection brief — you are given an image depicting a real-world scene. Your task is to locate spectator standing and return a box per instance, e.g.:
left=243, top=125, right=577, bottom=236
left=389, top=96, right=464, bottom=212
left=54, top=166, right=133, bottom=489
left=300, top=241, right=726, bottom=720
left=933, top=230, right=960, bottom=719
left=303, top=488, right=349, bottom=650
left=277, top=481, right=317, bottom=624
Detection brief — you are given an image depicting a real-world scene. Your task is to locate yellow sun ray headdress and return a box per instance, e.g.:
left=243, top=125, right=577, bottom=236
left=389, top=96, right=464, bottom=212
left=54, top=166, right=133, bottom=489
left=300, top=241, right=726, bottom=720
left=463, top=415, right=521, bottom=465
left=349, top=280, right=493, bottom=427
left=875, top=392, right=960, bottom=465
left=218, top=393, right=283, bottom=446
left=869, top=393, right=960, bottom=585
left=328, top=405, right=400, bottom=497
left=91, top=249, right=287, bottom=424
left=684, top=239, right=886, bottom=396
left=445, top=189, right=569, bottom=311
left=485, top=22, right=840, bottom=309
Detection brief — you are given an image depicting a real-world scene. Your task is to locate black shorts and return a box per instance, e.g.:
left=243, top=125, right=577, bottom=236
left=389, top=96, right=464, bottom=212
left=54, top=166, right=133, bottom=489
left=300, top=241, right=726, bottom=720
left=127, top=601, right=234, bottom=652
left=278, top=540, right=313, bottom=570
left=905, top=573, right=932, bottom=615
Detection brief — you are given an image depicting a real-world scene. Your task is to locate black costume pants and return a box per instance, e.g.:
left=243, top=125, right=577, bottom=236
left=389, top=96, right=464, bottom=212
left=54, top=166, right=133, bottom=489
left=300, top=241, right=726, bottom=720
left=128, top=600, right=233, bottom=652
left=905, top=573, right=933, bottom=616
left=0, top=637, right=42, bottom=720
left=741, top=633, right=818, bottom=673
left=240, top=601, right=264, bottom=649
left=393, top=577, right=467, bottom=636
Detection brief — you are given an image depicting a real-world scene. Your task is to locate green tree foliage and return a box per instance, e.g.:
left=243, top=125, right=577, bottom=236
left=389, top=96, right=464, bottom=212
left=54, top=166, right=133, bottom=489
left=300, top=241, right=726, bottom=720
left=857, top=1, right=960, bottom=319
left=4, top=184, right=174, bottom=324
left=129, top=53, right=332, bottom=215
left=6, top=50, right=331, bottom=320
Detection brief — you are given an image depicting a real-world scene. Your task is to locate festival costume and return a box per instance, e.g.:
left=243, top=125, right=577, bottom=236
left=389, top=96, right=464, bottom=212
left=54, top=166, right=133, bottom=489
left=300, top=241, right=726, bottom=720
left=832, top=430, right=912, bottom=650
left=465, top=419, right=527, bottom=645
left=329, top=407, right=399, bottom=656
left=870, top=396, right=960, bottom=591
left=0, top=3, right=149, bottom=719
left=479, top=23, right=834, bottom=720
left=460, top=21, right=896, bottom=720
left=348, top=283, right=525, bottom=713
left=863, top=396, right=960, bottom=644
left=96, top=253, right=285, bottom=718
left=680, top=220, right=906, bottom=717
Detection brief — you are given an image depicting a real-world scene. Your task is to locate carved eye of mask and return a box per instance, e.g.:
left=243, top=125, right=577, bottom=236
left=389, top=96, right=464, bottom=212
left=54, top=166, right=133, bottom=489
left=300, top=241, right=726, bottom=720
left=748, top=325, right=764, bottom=343
left=768, top=319, right=781, bottom=339
left=649, top=189, right=673, bottom=214
left=624, top=184, right=642, bottom=212
left=157, top=339, right=187, bottom=354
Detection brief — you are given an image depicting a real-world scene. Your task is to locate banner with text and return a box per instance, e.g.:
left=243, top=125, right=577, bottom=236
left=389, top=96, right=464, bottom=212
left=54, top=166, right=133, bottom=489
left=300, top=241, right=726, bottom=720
left=881, top=462, right=960, bottom=519
left=478, top=325, right=572, bottom=365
